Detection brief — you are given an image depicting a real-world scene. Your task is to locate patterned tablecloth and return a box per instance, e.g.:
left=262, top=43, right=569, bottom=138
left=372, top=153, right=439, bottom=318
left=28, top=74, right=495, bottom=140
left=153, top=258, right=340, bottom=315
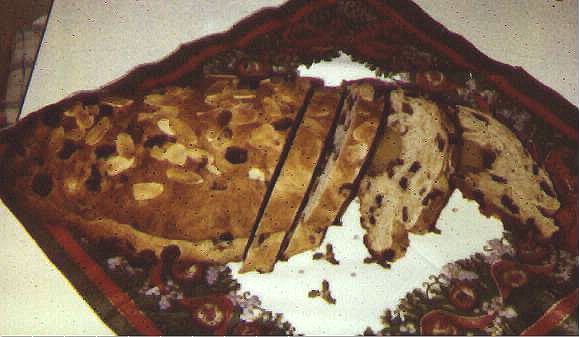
left=1, top=1, right=577, bottom=335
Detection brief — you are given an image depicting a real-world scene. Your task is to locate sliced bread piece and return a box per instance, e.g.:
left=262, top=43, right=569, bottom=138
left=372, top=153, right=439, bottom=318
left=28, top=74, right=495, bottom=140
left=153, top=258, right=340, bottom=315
left=0, top=74, right=314, bottom=264
left=358, top=89, right=457, bottom=264
left=454, top=105, right=560, bottom=238
left=281, top=81, right=386, bottom=259
left=240, top=86, right=342, bottom=273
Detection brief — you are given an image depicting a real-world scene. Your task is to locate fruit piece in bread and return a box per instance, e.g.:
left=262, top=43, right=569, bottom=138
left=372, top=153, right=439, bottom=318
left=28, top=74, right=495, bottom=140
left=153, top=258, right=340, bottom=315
left=358, top=89, right=457, bottom=264
left=241, top=86, right=342, bottom=273
left=282, top=80, right=385, bottom=259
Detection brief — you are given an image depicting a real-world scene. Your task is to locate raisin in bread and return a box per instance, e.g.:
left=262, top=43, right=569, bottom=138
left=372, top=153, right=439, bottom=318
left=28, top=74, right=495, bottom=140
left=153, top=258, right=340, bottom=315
left=454, top=105, right=560, bottom=238
left=241, top=86, right=342, bottom=273
left=358, top=89, right=456, bottom=264
left=282, top=81, right=385, bottom=259
left=0, top=74, right=313, bottom=264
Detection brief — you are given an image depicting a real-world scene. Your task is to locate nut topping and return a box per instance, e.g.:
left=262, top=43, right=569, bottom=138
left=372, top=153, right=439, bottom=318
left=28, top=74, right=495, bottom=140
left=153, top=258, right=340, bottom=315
left=187, top=148, right=212, bottom=161
left=101, top=97, right=134, bottom=108
left=159, top=105, right=180, bottom=116
left=157, top=118, right=176, bottom=136
left=206, top=164, right=222, bottom=175
left=64, top=177, right=80, bottom=194
left=230, top=103, right=258, bottom=125
left=248, top=167, right=266, bottom=182
left=104, top=156, right=135, bottom=176
left=138, top=113, right=155, bottom=122
left=165, top=86, right=194, bottom=98
left=166, top=167, right=204, bottom=185
left=232, top=89, right=256, bottom=100
left=64, top=106, right=76, bottom=117
left=85, top=117, right=111, bottom=146
left=170, top=118, right=197, bottom=147
left=48, top=127, right=65, bottom=152
left=115, top=133, right=135, bottom=158
left=164, top=143, right=188, bottom=166
left=133, top=182, right=164, bottom=201
left=249, top=124, right=282, bottom=149
left=355, top=83, right=375, bottom=101
left=144, top=93, right=166, bottom=107
left=206, top=74, right=239, bottom=80
left=352, top=121, right=376, bottom=143
left=206, top=79, right=233, bottom=96
left=149, top=146, right=165, bottom=161
left=302, top=118, right=324, bottom=136
left=262, top=96, right=282, bottom=117
left=74, top=104, right=96, bottom=129
left=66, top=128, right=85, bottom=142
left=204, top=80, right=235, bottom=105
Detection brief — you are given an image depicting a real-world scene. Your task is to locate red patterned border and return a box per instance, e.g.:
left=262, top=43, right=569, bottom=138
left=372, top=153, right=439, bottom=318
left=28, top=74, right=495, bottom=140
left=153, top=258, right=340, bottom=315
left=521, top=289, right=579, bottom=336
left=45, top=224, right=162, bottom=335
left=368, top=0, right=578, bottom=141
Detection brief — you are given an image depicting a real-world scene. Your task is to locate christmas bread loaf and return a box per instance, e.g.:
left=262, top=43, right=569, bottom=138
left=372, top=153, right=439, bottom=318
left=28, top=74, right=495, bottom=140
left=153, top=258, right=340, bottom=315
left=0, top=74, right=563, bottom=272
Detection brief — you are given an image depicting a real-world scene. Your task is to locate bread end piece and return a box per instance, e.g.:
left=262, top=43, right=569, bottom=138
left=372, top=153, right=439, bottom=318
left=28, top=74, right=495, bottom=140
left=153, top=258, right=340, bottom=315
left=454, top=105, right=560, bottom=238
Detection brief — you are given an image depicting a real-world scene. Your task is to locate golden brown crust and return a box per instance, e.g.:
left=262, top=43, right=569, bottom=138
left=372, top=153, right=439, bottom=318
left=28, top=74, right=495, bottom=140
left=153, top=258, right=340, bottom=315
left=0, top=75, right=312, bottom=264
left=0, top=188, right=246, bottom=264
left=282, top=81, right=384, bottom=259
left=241, top=86, right=341, bottom=273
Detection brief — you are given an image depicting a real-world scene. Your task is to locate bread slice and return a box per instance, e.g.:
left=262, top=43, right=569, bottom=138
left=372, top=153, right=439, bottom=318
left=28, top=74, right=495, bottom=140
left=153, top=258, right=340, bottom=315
left=240, top=86, right=342, bottom=273
left=281, top=81, right=385, bottom=259
left=0, top=74, right=313, bottom=264
left=358, top=89, right=457, bottom=264
left=454, top=105, right=560, bottom=238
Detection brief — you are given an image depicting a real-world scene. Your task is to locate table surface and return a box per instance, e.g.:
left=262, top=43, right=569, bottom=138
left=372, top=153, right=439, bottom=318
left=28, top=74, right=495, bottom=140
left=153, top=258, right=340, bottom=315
left=1, top=0, right=577, bottom=335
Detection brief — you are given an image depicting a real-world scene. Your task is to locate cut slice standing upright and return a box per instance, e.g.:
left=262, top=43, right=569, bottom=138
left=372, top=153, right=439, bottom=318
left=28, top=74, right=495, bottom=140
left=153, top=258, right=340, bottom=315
left=282, top=80, right=386, bottom=259
left=241, top=86, right=343, bottom=273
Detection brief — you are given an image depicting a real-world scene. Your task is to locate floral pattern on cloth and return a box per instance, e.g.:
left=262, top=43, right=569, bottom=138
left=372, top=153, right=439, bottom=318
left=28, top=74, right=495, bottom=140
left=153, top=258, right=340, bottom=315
left=364, top=236, right=578, bottom=336
left=92, top=228, right=578, bottom=336
left=93, top=241, right=295, bottom=335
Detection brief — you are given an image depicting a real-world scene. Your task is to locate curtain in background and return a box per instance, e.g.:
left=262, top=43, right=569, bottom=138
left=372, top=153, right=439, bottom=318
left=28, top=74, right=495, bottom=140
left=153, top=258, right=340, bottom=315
left=0, top=15, right=47, bottom=128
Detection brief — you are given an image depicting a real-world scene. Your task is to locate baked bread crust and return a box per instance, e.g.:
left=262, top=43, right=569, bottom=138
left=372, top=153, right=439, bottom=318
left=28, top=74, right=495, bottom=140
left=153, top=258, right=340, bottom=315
left=241, top=86, right=341, bottom=273
left=454, top=105, right=560, bottom=238
left=358, top=89, right=456, bottom=263
left=282, top=81, right=385, bottom=259
left=0, top=75, right=312, bottom=263
left=0, top=190, right=246, bottom=264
